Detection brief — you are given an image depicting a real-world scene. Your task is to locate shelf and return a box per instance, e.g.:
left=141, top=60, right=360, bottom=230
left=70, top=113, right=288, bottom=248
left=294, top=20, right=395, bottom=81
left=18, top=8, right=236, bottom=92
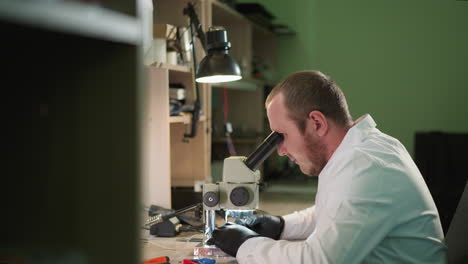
left=152, top=63, right=192, bottom=73
left=212, top=0, right=246, bottom=23
left=0, top=1, right=140, bottom=44
left=170, top=113, right=191, bottom=124
left=170, top=114, right=206, bottom=124
left=211, top=0, right=275, bottom=36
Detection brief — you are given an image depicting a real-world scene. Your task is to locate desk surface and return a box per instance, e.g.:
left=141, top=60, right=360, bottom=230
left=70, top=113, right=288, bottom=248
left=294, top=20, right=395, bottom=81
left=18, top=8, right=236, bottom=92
left=141, top=231, right=237, bottom=264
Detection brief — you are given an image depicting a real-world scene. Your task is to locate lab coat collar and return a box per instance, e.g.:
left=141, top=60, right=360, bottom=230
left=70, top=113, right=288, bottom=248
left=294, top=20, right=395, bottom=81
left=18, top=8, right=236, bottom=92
left=352, top=114, right=377, bottom=132
left=319, top=114, right=376, bottom=178
left=346, top=114, right=377, bottom=145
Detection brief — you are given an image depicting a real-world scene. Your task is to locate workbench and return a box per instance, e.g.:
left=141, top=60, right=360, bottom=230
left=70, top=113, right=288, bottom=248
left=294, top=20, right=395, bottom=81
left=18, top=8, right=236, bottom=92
left=141, top=231, right=237, bottom=264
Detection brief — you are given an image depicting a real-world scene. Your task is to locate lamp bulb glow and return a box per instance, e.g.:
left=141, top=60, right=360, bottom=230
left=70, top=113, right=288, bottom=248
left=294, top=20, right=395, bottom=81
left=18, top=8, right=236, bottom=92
left=196, top=75, right=242, bottom=83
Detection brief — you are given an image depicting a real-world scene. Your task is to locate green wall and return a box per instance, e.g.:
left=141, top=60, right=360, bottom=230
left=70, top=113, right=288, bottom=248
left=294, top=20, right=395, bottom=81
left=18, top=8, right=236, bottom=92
left=241, top=0, right=468, bottom=155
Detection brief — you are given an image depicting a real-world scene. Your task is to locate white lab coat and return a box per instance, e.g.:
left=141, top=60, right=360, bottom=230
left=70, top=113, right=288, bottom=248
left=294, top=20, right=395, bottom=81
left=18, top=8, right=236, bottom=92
left=237, top=114, right=447, bottom=263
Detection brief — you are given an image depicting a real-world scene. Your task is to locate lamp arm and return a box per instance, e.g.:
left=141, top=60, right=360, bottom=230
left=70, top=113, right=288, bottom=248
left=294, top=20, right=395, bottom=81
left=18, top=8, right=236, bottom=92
left=183, top=3, right=207, bottom=52
left=183, top=2, right=204, bottom=138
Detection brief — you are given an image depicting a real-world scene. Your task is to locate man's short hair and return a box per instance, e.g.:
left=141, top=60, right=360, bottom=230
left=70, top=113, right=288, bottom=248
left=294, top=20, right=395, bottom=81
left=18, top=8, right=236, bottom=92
left=266, top=70, right=352, bottom=133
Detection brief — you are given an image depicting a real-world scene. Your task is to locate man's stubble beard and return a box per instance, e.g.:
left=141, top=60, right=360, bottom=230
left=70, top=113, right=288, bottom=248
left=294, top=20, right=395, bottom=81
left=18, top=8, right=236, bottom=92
left=302, top=132, right=328, bottom=177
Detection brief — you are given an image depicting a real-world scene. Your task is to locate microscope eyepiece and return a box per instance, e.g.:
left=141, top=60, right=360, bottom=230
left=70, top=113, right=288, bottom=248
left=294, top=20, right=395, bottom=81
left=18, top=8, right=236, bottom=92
left=245, top=131, right=283, bottom=171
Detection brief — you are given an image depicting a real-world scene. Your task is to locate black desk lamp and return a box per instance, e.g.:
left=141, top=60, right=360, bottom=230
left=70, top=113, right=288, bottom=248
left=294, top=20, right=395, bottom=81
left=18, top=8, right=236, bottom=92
left=196, top=27, right=242, bottom=83
left=183, top=3, right=241, bottom=138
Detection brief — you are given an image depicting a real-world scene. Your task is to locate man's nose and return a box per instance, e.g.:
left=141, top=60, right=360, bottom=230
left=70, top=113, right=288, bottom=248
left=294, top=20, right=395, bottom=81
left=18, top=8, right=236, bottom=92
left=277, top=142, right=287, bottom=156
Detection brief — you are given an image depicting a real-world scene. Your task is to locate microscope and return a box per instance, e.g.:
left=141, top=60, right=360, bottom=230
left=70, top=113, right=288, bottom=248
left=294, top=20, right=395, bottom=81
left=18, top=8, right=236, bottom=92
left=195, top=131, right=283, bottom=257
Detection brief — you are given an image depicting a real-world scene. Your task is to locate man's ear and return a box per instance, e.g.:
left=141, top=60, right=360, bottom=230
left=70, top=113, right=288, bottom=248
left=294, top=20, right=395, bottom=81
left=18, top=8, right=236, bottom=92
left=308, top=111, right=328, bottom=137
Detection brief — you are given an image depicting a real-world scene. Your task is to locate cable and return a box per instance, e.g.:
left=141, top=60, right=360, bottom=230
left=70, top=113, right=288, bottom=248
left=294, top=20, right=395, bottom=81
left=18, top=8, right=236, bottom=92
left=146, top=203, right=201, bottom=227
left=183, top=233, right=204, bottom=249
left=223, top=87, right=229, bottom=123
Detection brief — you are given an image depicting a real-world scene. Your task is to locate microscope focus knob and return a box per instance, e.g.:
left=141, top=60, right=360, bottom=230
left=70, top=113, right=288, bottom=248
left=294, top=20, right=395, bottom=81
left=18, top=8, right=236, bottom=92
left=230, top=187, right=250, bottom=206
left=203, top=191, right=219, bottom=207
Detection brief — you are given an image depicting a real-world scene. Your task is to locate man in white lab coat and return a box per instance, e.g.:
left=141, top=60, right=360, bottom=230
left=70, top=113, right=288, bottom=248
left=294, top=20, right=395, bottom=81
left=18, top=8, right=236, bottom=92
left=207, top=71, right=448, bottom=263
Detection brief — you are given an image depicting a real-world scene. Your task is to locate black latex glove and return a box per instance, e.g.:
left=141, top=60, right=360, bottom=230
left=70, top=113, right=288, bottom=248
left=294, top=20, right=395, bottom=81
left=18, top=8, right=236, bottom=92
left=207, top=222, right=259, bottom=257
left=236, top=213, right=285, bottom=240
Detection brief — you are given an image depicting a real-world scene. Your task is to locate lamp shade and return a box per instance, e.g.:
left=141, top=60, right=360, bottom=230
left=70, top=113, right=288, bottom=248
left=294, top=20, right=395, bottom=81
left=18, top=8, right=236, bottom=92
left=196, top=27, right=242, bottom=83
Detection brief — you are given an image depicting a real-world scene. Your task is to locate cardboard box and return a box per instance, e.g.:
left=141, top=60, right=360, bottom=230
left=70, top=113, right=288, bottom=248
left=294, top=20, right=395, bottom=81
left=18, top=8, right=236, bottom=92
left=153, top=24, right=176, bottom=39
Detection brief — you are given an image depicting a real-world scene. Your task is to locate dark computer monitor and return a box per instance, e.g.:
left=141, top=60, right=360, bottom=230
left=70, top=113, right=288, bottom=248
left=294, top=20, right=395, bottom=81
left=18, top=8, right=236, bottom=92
left=414, top=132, right=468, bottom=234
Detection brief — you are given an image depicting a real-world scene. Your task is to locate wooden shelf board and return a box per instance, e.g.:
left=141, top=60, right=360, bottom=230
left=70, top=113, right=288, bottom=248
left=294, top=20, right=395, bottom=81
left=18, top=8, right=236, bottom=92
left=212, top=0, right=246, bottom=23
left=169, top=114, right=206, bottom=124
left=211, top=0, right=274, bottom=36
left=152, top=62, right=192, bottom=73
